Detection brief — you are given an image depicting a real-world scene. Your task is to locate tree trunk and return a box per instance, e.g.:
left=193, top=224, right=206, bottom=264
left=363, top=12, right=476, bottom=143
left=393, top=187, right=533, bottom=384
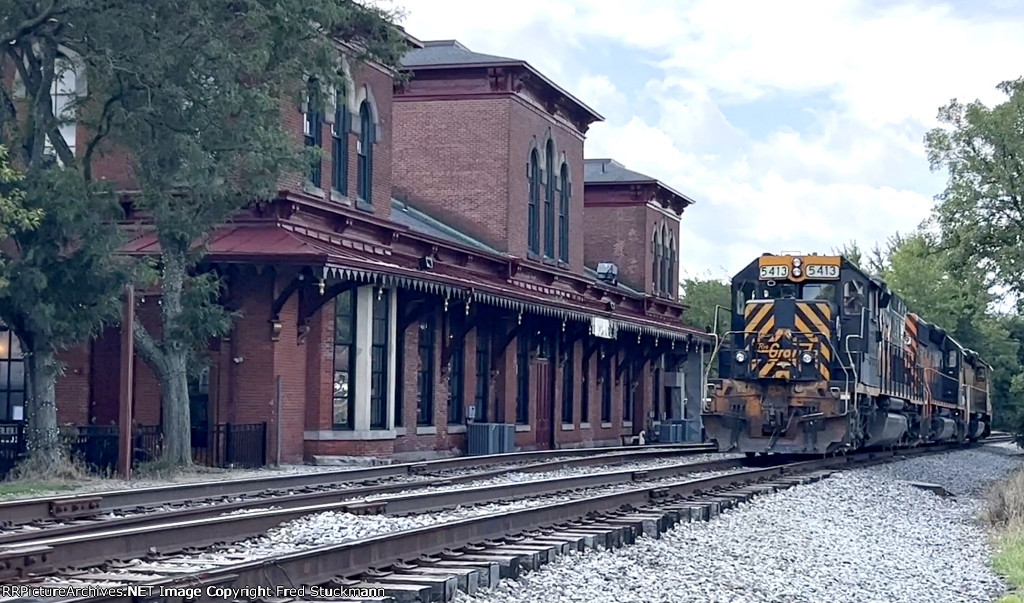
left=161, top=350, right=192, bottom=466
left=133, top=251, right=193, bottom=468
left=24, top=347, right=63, bottom=469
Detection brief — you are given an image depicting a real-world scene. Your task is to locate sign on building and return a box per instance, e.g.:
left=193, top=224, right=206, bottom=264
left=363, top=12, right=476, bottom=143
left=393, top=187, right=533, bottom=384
left=592, top=317, right=616, bottom=339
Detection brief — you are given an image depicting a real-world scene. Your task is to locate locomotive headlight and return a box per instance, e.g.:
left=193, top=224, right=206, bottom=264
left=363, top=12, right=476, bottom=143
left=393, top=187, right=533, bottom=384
left=792, top=267, right=802, bottom=277
left=800, top=351, right=814, bottom=364
left=735, top=350, right=748, bottom=363
left=793, top=257, right=802, bottom=267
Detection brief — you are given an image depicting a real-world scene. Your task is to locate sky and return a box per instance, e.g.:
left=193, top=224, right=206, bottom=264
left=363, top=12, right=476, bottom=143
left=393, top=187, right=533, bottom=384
left=390, top=0, right=1024, bottom=283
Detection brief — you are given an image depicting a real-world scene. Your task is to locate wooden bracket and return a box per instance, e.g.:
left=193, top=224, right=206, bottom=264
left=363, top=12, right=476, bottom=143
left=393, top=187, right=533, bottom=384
left=298, top=280, right=360, bottom=325
left=492, top=319, right=523, bottom=367
left=271, top=271, right=307, bottom=320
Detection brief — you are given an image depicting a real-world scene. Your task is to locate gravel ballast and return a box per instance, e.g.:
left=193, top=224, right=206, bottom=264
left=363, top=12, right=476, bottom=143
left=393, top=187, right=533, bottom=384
left=456, top=445, right=1022, bottom=603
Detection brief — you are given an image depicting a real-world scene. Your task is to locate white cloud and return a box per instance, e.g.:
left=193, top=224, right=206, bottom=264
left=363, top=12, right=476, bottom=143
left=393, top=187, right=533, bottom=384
left=399, top=0, right=1024, bottom=278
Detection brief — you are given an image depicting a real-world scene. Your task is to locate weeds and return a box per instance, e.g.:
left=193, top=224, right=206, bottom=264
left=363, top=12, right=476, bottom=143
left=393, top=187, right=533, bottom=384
left=987, top=463, right=1024, bottom=601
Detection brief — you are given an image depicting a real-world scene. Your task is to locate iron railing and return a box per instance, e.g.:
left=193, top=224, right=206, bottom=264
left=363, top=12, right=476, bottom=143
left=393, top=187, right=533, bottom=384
left=0, top=422, right=267, bottom=480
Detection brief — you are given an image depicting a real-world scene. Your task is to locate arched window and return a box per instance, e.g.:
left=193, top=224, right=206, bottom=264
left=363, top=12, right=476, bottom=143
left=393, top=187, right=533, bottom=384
left=528, top=149, right=540, bottom=254
left=558, top=162, right=570, bottom=263
left=667, top=232, right=675, bottom=296
left=332, top=87, right=350, bottom=196
left=659, top=223, right=669, bottom=295
left=652, top=227, right=661, bottom=294
left=303, top=79, right=323, bottom=187
left=357, top=100, right=374, bottom=203
left=543, top=139, right=556, bottom=258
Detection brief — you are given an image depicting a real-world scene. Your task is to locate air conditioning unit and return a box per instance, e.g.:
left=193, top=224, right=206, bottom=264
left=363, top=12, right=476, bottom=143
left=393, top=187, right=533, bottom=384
left=467, top=423, right=515, bottom=455
left=596, top=262, right=619, bottom=286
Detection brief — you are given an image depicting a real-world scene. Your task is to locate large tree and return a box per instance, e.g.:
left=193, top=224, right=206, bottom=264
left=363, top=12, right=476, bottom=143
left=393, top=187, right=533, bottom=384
left=0, top=4, right=129, bottom=472
left=78, top=1, right=408, bottom=465
left=926, top=78, right=1024, bottom=304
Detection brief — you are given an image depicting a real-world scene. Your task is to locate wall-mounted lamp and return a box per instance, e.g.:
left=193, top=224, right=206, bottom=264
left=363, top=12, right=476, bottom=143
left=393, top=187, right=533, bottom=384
left=270, top=318, right=283, bottom=341
left=233, top=356, right=245, bottom=364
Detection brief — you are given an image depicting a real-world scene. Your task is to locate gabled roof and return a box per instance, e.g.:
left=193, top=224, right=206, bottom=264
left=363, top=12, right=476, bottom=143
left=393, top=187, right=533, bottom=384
left=584, top=158, right=696, bottom=212
left=400, top=40, right=603, bottom=124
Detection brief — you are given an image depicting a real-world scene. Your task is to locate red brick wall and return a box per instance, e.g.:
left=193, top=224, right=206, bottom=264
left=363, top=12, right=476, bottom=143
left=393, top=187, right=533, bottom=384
left=278, top=63, right=394, bottom=222
left=583, top=188, right=649, bottom=292
left=56, top=344, right=90, bottom=426
left=393, top=97, right=511, bottom=252
left=507, top=99, right=586, bottom=273
left=583, top=187, right=682, bottom=298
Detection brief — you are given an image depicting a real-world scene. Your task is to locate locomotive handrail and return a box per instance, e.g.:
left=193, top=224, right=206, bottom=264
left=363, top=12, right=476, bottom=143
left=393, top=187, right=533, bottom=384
left=703, top=327, right=853, bottom=416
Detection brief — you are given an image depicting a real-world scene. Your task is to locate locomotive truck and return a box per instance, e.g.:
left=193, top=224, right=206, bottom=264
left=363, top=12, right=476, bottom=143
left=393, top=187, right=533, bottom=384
left=702, top=253, right=992, bottom=455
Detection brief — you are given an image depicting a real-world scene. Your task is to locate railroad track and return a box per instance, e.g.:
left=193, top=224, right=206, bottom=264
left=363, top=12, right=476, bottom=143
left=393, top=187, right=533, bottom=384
left=1, top=438, right=1011, bottom=603
left=0, top=443, right=714, bottom=529
left=0, top=454, right=745, bottom=581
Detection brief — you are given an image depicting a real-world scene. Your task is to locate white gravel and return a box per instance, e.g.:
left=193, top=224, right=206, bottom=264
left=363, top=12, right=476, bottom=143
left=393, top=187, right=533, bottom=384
left=78, top=467, right=742, bottom=578
left=454, top=445, right=1023, bottom=603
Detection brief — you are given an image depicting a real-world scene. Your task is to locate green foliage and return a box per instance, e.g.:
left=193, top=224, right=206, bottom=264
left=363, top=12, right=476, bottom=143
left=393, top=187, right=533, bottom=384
left=923, top=77, right=1024, bottom=434
left=926, top=78, right=1024, bottom=303
left=681, top=276, right=731, bottom=337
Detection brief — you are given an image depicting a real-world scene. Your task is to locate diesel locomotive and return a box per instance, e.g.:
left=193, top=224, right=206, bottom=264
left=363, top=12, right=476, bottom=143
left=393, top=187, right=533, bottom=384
left=702, top=253, right=992, bottom=455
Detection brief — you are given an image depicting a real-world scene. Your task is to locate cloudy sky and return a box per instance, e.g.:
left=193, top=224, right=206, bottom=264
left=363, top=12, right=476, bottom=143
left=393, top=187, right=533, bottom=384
left=392, top=0, right=1023, bottom=282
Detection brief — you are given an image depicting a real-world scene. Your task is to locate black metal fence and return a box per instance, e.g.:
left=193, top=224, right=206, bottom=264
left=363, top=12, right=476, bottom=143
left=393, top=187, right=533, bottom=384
left=0, top=422, right=267, bottom=480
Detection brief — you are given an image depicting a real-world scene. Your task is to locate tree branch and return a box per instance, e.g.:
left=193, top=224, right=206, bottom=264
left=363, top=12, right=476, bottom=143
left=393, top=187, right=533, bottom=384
left=0, top=0, right=59, bottom=48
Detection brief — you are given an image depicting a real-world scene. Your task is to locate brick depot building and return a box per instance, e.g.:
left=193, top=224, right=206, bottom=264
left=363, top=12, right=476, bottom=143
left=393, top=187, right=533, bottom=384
left=26, top=36, right=711, bottom=463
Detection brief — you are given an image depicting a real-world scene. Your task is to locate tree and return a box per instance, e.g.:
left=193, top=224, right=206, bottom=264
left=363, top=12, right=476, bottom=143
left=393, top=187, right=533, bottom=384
left=926, top=78, right=1024, bottom=304
left=681, top=275, right=731, bottom=337
left=78, top=1, right=409, bottom=466
left=0, top=4, right=130, bottom=472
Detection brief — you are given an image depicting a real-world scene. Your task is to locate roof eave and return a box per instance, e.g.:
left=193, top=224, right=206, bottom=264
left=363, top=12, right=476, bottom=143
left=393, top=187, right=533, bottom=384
left=402, top=60, right=604, bottom=124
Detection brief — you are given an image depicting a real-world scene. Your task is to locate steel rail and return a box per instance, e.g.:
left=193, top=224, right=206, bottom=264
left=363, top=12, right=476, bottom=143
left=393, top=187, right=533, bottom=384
left=0, top=443, right=714, bottom=527
left=0, top=447, right=724, bottom=547
left=0, top=456, right=746, bottom=572
left=9, top=438, right=1009, bottom=603
left=61, top=453, right=892, bottom=603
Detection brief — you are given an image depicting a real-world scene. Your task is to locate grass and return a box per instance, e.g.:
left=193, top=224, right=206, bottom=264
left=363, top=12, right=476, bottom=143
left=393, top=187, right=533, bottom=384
left=0, top=480, right=78, bottom=498
left=987, top=465, right=1024, bottom=602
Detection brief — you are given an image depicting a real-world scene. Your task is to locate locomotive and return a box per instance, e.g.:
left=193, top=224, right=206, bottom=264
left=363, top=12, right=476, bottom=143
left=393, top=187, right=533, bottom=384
left=702, top=253, right=992, bottom=455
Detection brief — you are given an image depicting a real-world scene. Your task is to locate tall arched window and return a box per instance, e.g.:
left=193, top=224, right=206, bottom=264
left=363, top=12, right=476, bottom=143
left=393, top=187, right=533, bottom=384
left=543, top=140, right=555, bottom=258
left=667, top=232, right=675, bottom=295
left=659, top=223, right=669, bottom=295
left=528, top=149, right=540, bottom=254
left=304, top=79, right=323, bottom=188
left=558, top=162, right=570, bottom=263
left=652, top=227, right=661, bottom=294
left=332, top=88, right=350, bottom=196
left=357, top=100, right=374, bottom=204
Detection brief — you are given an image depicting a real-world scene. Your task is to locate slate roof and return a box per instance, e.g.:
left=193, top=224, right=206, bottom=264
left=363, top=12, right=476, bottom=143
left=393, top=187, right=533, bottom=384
left=401, top=40, right=519, bottom=68
left=390, top=198, right=506, bottom=257
left=584, top=158, right=696, bottom=207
